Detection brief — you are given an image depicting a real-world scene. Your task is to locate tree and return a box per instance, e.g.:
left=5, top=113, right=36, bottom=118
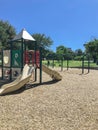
left=84, top=39, right=98, bottom=63
left=66, top=48, right=75, bottom=60
left=74, top=49, right=83, bottom=60
left=56, top=45, right=67, bottom=60
left=27, top=33, right=53, bottom=58
left=56, top=45, right=74, bottom=60
left=46, top=51, right=57, bottom=60
left=75, top=49, right=83, bottom=56
left=56, top=45, right=67, bottom=54
left=27, top=33, right=53, bottom=50
left=0, top=20, right=16, bottom=49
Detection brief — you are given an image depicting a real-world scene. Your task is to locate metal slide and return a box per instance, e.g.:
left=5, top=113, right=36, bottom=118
left=0, top=64, right=34, bottom=95
left=42, top=65, right=62, bottom=81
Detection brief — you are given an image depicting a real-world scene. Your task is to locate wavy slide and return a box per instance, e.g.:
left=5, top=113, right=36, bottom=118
left=0, top=64, right=34, bottom=95
left=42, top=65, right=62, bottom=81
left=0, top=64, right=62, bottom=95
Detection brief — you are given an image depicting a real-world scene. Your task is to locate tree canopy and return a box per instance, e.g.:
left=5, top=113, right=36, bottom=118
left=84, top=39, right=98, bottom=62
left=32, top=33, right=53, bottom=49
left=1, top=19, right=98, bottom=62
left=27, top=33, right=53, bottom=58
left=56, top=45, right=75, bottom=60
left=0, top=20, right=16, bottom=49
left=56, top=45, right=67, bottom=54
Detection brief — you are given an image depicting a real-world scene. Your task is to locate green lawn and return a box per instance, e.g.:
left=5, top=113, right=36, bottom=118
left=0, top=59, right=98, bottom=68
left=42, top=60, right=98, bottom=68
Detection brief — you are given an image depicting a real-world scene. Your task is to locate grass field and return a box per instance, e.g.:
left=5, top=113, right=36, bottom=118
left=43, top=60, right=98, bottom=68
left=0, top=59, right=98, bottom=69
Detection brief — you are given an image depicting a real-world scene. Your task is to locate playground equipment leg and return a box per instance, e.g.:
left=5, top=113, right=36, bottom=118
left=39, top=47, right=42, bottom=84
left=34, top=41, right=37, bottom=81
left=61, top=59, right=63, bottom=71
left=67, top=59, right=69, bottom=70
left=88, top=57, right=90, bottom=73
left=82, top=55, right=84, bottom=74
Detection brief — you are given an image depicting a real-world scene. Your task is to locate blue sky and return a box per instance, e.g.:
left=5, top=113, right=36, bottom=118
left=0, top=0, right=98, bottom=52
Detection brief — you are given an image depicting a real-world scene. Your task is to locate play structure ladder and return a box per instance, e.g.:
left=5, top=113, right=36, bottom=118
left=42, top=65, right=62, bottom=81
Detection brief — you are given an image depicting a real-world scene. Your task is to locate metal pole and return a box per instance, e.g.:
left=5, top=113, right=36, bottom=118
left=34, top=41, right=37, bottom=81
left=39, top=47, right=42, bottom=84
left=1, top=49, right=3, bottom=79
left=61, top=59, right=63, bottom=71
left=52, top=59, right=54, bottom=68
left=88, top=55, right=90, bottom=73
left=24, top=40, right=26, bottom=65
left=67, top=59, right=69, bottom=70
left=82, top=55, right=84, bottom=74
left=21, top=38, right=24, bottom=72
left=10, top=42, right=13, bottom=80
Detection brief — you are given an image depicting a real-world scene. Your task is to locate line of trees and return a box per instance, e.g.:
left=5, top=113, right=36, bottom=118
left=46, top=46, right=83, bottom=61
left=0, top=20, right=98, bottom=63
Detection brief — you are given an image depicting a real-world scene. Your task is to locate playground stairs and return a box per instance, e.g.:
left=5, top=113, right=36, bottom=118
left=42, top=65, right=62, bottom=81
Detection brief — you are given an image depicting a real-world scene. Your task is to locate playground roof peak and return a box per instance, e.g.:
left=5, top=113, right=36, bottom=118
left=12, top=28, right=36, bottom=41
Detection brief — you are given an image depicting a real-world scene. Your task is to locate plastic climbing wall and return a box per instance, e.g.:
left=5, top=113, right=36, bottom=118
left=3, top=50, right=21, bottom=80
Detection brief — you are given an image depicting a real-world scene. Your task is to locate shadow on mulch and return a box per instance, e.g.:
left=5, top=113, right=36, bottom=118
left=0, top=79, right=12, bottom=87
left=0, top=79, right=59, bottom=96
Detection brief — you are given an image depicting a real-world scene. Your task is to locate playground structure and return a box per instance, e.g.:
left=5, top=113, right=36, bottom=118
left=1, top=49, right=40, bottom=79
left=0, top=49, right=62, bottom=81
left=0, top=29, right=62, bottom=95
left=0, top=29, right=62, bottom=81
left=0, top=64, right=62, bottom=95
left=25, top=50, right=40, bottom=68
left=0, top=64, right=34, bottom=95
left=0, top=29, right=39, bottom=81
